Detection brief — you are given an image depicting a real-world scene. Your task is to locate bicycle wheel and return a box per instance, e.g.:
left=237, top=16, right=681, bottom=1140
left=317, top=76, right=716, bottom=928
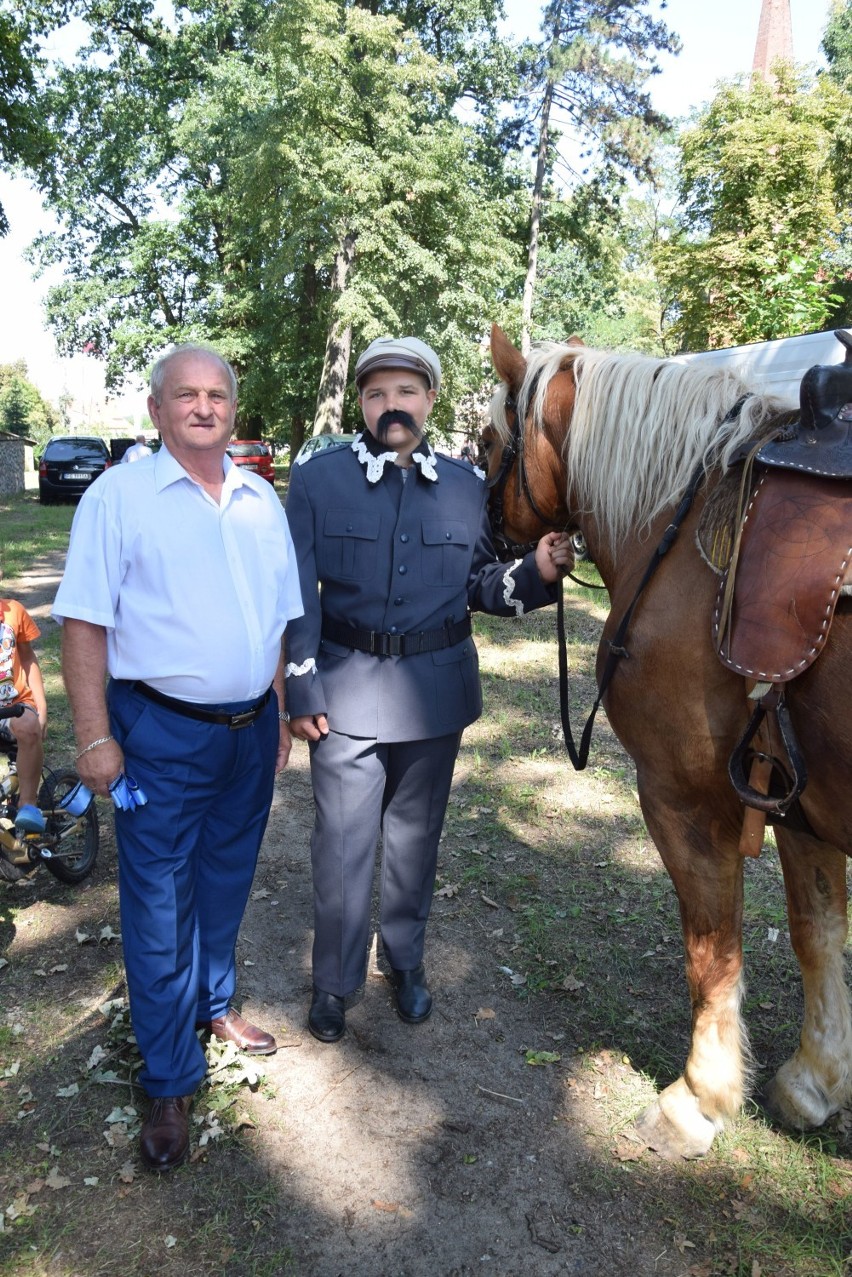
left=38, top=769, right=99, bottom=884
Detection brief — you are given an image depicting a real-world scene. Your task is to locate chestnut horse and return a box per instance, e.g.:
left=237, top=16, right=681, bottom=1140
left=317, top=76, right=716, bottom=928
left=485, top=324, right=852, bottom=1158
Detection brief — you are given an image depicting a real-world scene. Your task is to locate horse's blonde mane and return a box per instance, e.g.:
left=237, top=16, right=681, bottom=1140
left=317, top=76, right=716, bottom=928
left=493, top=341, right=794, bottom=549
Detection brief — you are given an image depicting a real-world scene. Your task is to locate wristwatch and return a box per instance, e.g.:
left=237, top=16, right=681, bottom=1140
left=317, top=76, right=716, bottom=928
left=278, top=711, right=290, bottom=723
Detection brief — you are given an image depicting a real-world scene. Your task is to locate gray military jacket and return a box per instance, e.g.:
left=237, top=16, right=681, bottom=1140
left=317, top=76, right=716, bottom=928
left=284, top=431, right=557, bottom=742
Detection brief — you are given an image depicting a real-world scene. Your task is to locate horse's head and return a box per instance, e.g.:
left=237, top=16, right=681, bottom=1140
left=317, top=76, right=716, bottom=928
left=483, top=324, right=578, bottom=558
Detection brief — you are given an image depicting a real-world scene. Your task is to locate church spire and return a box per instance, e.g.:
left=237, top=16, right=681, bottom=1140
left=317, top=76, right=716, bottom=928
left=752, top=0, right=794, bottom=83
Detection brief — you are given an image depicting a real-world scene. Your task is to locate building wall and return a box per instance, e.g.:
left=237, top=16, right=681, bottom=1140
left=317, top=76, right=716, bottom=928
left=0, top=439, right=30, bottom=496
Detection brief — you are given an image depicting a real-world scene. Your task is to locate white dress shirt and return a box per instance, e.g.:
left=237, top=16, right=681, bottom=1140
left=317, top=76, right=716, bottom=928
left=53, top=446, right=304, bottom=703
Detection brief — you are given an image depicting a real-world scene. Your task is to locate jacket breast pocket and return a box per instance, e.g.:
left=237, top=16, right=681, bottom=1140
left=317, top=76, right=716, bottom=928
left=319, top=510, right=380, bottom=581
left=421, top=520, right=470, bottom=587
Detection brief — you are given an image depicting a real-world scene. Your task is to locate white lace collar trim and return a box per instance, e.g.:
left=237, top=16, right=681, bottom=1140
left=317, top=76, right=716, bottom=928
left=352, top=432, right=439, bottom=485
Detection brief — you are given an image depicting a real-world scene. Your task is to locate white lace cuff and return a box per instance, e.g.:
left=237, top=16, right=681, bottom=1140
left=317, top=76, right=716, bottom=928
left=285, top=658, right=317, bottom=678
left=502, top=560, right=525, bottom=616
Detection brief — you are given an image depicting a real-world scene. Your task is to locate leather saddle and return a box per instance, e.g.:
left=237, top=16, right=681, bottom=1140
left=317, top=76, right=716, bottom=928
left=712, top=331, right=852, bottom=839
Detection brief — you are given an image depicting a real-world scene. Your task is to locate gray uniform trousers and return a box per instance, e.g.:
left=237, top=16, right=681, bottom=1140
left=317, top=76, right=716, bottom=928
left=309, top=726, right=462, bottom=997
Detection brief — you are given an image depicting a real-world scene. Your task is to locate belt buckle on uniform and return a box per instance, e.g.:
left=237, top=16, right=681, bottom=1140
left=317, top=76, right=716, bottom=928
left=386, top=633, right=403, bottom=657
left=228, top=707, right=257, bottom=730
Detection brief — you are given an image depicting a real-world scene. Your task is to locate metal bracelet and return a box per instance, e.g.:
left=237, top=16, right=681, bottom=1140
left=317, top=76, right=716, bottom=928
left=75, top=735, right=115, bottom=760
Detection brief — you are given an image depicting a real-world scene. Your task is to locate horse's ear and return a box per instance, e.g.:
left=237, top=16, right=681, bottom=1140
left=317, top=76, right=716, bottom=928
left=490, top=323, right=526, bottom=389
left=566, top=335, right=585, bottom=348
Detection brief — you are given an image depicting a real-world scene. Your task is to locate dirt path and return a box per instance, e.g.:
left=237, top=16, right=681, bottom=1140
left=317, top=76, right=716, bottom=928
left=2, top=551, right=708, bottom=1276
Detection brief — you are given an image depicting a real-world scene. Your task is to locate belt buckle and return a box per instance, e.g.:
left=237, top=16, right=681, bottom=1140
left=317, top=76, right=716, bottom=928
left=228, top=708, right=257, bottom=730
left=386, top=633, right=403, bottom=657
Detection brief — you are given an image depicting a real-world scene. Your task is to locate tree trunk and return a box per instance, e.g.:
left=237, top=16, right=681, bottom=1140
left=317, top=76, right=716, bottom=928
left=313, top=231, right=357, bottom=435
left=520, top=77, right=554, bottom=356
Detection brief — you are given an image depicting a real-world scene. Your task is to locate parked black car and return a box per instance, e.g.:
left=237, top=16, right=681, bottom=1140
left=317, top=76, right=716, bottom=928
left=38, top=436, right=112, bottom=504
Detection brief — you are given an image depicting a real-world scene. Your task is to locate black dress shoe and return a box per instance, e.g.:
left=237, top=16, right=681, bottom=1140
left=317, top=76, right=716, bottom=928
left=308, top=988, right=345, bottom=1043
left=140, top=1095, right=192, bottom=1172
left=390, top=964, right=432, bottom=1024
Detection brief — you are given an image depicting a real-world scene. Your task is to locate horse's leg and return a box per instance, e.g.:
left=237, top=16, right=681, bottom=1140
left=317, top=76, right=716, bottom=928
left=763, top=829, right=852, bottom=1128
left=634, top=807, right=748, bottom=1159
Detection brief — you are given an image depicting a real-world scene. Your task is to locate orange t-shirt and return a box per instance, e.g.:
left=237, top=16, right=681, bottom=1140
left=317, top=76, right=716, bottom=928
left=0, top=599, right=41, bottom=709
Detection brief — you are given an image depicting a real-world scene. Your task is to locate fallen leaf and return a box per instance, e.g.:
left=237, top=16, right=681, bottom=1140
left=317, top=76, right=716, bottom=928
left=99, top=925, right=120, bottom=943
left=0, top=958, right=7, bottom=969
left=24, top=1179, right=44, bottom=1194
left=251, top=888, right=270, bottom=900
left=434, top=883, right=459, bottom=898
left=480, top=893, right=500, bottom=909
left=49, top=964, right=68, bottom=975
left=164, top=1235, right=177, bottom=1248
left=525, top=1050, right=561, bottom=1066
left=674, top=1232, right=696, bottom=1254
left=475, top=1008, right=496, bottom=1021
left=117, top=1160, right=136, bottom=1184
left=56, top=1084, right=79, bottom=1099
left=75, top=930, right=92, bottom=945
left=560, top=975, right=585, bottom=993
left=612, top=1135, right=647, bottom=1162
left=83, top=1177, right=99, bottom=1187
left=45, top=1167, right=71, bottom=1190
left=86, top=1046, right=108, bottom=1071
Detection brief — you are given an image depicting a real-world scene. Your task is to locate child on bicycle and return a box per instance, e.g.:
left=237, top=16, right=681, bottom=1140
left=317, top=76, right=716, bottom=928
left=0, top=592, right=48, bottom=834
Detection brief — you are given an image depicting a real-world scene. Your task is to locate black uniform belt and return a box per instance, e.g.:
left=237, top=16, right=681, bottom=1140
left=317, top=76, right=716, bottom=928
left=321, top=615, right=472, bottom=657
left=132, top=682, right=271, bottom=729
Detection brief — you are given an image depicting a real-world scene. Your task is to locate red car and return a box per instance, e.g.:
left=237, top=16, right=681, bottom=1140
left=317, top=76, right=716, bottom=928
left=225, top=440, right=275, bottom=483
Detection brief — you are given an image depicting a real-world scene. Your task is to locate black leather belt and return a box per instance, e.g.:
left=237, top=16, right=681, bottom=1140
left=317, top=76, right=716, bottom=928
left=321, top=615, right=472, bottom=657
left=133, top=682, right=271, bottom=729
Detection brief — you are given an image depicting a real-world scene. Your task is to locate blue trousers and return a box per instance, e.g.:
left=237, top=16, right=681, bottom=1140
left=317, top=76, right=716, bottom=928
left=108, top=680, right=278, bottom=1097
left=309, top=730, right=461, bottom=997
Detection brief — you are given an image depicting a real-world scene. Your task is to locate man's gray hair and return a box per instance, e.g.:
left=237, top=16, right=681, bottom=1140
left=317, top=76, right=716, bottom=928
left=149, top=344, right=238, bottom=405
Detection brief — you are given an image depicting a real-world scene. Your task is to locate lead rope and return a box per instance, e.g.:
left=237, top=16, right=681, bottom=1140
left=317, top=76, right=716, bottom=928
left=556, top=463, right=706, bottom=770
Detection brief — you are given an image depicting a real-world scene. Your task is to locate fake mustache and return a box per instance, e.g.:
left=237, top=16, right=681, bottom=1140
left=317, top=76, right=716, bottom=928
left=376, top=409, right=421, bottom=442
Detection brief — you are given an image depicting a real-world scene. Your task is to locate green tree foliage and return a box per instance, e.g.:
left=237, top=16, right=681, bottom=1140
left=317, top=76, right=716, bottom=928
left=244, top=0, right=524, bottom=435
left=531, top=183, right=676, bottom=354
left=656, top=66, right=848, bottom=349
left=820, top=0, right=852, bottom=324
left=0, top=361, right=57, bottom=440
left=21, top=0, right=524, bottom=442
left=515, top=0, right=679, bottom=349
left=0, top=1, right=53, bottom=234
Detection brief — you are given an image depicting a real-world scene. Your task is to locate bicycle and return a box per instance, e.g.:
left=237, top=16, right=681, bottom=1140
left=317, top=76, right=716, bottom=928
left=0, top=703, right=99, bottom=885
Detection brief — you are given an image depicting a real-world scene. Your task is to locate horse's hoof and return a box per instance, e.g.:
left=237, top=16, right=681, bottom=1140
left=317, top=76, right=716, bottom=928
left=635, top=1088, right=718, bottom=1160
left=762, top=1065, right=837, bottom=1132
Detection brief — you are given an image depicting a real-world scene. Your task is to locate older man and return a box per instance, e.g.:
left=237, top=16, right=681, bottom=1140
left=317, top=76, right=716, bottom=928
left=285, top=335, right=572, bottom=1043
left=53, top=344, right=303, bottom=1171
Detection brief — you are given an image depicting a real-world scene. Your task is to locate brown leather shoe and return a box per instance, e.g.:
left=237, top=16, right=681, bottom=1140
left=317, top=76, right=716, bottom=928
left=140, top=1095, right=192, bottom=1172
left=197, top=1007, right=277, bottom=1055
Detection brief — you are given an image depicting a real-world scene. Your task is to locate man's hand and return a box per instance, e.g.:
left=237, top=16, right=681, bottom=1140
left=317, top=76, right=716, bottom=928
left=288, top=714, right=329, bottom=742
left=534, top=531, right=575, bottom=583
left=76, top=738, right=125, bottom=797
left=276, top=722, right=293, bottom=772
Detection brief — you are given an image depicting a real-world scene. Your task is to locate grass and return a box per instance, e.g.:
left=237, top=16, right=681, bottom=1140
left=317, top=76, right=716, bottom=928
left=0, top=494, right=75, bottom=583
left=1, top=489, right=852, bottom=1275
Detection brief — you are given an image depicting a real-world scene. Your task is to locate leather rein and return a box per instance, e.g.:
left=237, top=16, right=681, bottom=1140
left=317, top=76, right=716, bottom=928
left=486, top=382, right=706, bottom=771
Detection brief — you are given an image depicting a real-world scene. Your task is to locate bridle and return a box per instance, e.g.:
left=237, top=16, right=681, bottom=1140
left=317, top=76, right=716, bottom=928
left=485, top=372, right=711, bottom=773
left=486, top=380, right=561, bottom=561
